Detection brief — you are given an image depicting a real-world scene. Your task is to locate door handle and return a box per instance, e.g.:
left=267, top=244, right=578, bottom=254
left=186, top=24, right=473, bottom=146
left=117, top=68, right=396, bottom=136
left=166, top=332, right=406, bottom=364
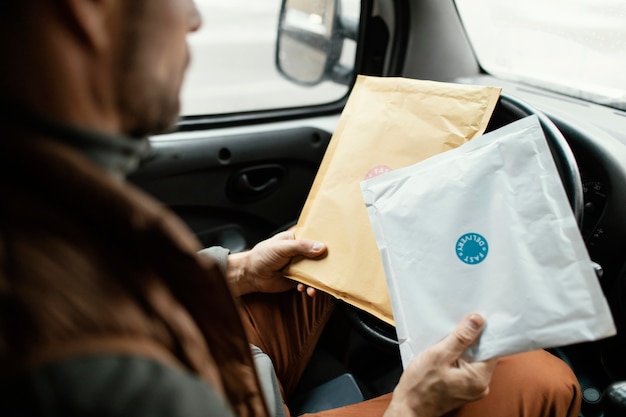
left=228, top=165, right=285, bottom=203
left=237, top=172, right=278, bottom=194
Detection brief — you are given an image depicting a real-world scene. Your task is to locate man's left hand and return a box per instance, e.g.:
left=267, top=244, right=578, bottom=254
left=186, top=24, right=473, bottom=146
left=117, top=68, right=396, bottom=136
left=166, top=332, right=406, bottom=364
left=226, top=230, right=326, bottom=296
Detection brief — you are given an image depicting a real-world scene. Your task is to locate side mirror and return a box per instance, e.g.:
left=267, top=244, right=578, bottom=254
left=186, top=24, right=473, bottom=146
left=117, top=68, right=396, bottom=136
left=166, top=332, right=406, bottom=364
left=276, top=0, right=358, bottom=86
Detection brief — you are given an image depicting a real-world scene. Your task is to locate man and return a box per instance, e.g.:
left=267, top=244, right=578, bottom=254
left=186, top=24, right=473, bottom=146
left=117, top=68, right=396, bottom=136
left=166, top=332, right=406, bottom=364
left=0, top=0, right=581, bottom=416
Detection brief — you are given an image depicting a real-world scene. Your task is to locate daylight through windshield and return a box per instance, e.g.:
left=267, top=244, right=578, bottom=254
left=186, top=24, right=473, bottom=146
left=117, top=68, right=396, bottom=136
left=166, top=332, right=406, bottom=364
left=455, top=0, right=626, bottom=110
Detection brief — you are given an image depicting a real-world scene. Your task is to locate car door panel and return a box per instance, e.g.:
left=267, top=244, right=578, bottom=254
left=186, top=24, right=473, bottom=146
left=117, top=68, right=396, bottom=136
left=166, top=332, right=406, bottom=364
left=130, top=122, right=335, bottom=252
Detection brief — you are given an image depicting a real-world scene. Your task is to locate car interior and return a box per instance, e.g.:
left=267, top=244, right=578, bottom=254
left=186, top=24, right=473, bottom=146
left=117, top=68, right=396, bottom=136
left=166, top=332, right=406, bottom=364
left=129, top=0, right=626, bottom=415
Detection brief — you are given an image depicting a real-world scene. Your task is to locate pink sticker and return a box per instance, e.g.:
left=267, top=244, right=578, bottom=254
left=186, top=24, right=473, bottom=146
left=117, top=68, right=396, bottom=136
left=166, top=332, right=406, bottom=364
left=364, top=165, right=392, bottom=180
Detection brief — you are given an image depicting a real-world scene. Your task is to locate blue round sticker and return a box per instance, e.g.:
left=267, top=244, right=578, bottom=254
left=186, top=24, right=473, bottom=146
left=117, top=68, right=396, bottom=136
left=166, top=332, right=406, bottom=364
left=456, top=233, right=489, bottom=265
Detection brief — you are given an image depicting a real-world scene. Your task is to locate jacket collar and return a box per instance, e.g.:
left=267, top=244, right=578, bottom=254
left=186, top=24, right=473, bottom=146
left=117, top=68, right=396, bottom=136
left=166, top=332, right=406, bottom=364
left=0, top=101, right=150, bottom=179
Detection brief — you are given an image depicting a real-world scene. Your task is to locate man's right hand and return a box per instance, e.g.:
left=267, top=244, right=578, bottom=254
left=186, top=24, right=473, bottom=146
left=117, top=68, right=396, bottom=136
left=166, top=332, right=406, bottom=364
left=383, top=314, right=497, bottom=417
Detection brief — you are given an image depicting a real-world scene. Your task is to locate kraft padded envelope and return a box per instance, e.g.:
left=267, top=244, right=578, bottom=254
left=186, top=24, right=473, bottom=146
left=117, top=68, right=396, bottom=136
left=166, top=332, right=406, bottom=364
left=284, top=75, right=501, bottom=324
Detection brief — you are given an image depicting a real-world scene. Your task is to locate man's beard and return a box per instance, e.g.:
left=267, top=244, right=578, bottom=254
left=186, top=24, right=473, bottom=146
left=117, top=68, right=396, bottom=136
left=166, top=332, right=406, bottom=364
left=116, top=46, right=186, bottom=138
left=116, top=4, right=187, bottom=138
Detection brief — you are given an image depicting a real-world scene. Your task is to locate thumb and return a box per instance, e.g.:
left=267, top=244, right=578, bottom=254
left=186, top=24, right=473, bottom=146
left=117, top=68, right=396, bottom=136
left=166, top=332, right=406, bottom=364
left=440, top=313, right=485, bottom=360
left=271, top=238, right=326, bottom=260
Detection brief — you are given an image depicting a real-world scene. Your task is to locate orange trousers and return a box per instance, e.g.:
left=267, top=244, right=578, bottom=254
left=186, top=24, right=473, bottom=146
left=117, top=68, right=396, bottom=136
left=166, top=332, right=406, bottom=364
left=240, top=291, right=581, bottom=417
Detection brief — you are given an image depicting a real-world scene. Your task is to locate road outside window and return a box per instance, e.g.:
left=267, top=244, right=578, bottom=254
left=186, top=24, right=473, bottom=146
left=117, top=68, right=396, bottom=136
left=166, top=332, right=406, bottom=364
left=181, top=0, right=359, bottom=116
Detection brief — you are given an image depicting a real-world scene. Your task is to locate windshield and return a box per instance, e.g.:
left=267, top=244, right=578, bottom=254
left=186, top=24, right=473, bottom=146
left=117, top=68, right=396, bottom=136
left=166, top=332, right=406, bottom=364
left=455, top=0, right=626, bottom=111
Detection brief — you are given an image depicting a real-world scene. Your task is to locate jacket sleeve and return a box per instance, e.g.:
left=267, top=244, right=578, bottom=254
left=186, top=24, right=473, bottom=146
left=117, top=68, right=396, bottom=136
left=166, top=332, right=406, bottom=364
left=198, top=246, right=231, bottom=275
left=0, top=355, right=236, bottom=417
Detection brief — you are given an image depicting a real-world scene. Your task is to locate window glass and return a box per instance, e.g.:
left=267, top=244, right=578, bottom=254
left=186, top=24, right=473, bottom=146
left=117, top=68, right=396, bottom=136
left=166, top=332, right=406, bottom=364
left=181, top=0, right=360, bottom=116
left=455, top=0, right=626, bottom=110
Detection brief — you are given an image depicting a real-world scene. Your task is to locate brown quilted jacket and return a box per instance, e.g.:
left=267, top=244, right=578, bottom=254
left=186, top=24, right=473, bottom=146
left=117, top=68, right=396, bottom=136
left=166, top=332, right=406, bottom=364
left=0, top=126, right=269, bottom=417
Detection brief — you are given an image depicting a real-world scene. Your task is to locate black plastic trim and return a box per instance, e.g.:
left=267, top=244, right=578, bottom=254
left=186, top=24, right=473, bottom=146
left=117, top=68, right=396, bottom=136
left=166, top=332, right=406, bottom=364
left=387, top=0, right=410, bottom=76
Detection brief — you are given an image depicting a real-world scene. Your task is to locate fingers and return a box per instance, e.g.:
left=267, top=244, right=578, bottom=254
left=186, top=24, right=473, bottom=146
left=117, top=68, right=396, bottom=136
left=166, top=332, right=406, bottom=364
left=270, top=230, right=296, bottom=241
left=296, top=283, right=317, bottom=297
left=266, top=230, right=324, bottom=297
left=452, top=356, right=498, bottom=402
left=440, top=313, right=485, bottom=361
left=268, top=229, right=326, bottom=257
left=473, top=357, right=498, bottom=379
left=388, top=314, right=495, bottom=416
left=269, top=237, right=326, bottom=259
left=306, top=241, right=326, bottom=256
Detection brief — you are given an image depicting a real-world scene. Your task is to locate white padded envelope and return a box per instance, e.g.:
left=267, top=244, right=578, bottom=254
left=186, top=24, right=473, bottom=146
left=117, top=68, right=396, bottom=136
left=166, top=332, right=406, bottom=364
left=362, top=116, right=615, bottom=366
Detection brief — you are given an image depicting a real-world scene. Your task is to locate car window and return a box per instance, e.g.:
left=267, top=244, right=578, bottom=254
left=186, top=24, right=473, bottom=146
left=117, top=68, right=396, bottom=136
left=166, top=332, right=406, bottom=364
left=455, top=0, right=626, bottom=111
left=181, top=0, right=360, bottom=116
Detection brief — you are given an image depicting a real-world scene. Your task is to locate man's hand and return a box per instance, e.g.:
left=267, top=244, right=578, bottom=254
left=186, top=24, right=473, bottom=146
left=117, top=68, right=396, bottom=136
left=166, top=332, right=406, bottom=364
left=226, top=230, right=326, bottom=296
left=384, top=314, right=497, bottom=417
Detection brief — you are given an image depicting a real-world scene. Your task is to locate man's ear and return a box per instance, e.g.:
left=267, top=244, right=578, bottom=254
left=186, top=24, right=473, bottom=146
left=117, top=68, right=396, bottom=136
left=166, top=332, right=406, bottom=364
left=60, top=0, right=117, bottom=51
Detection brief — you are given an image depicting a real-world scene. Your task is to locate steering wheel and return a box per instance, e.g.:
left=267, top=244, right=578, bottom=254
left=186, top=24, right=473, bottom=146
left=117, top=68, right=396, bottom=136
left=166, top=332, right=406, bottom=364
left=341, top=93, right=585, bottom=350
